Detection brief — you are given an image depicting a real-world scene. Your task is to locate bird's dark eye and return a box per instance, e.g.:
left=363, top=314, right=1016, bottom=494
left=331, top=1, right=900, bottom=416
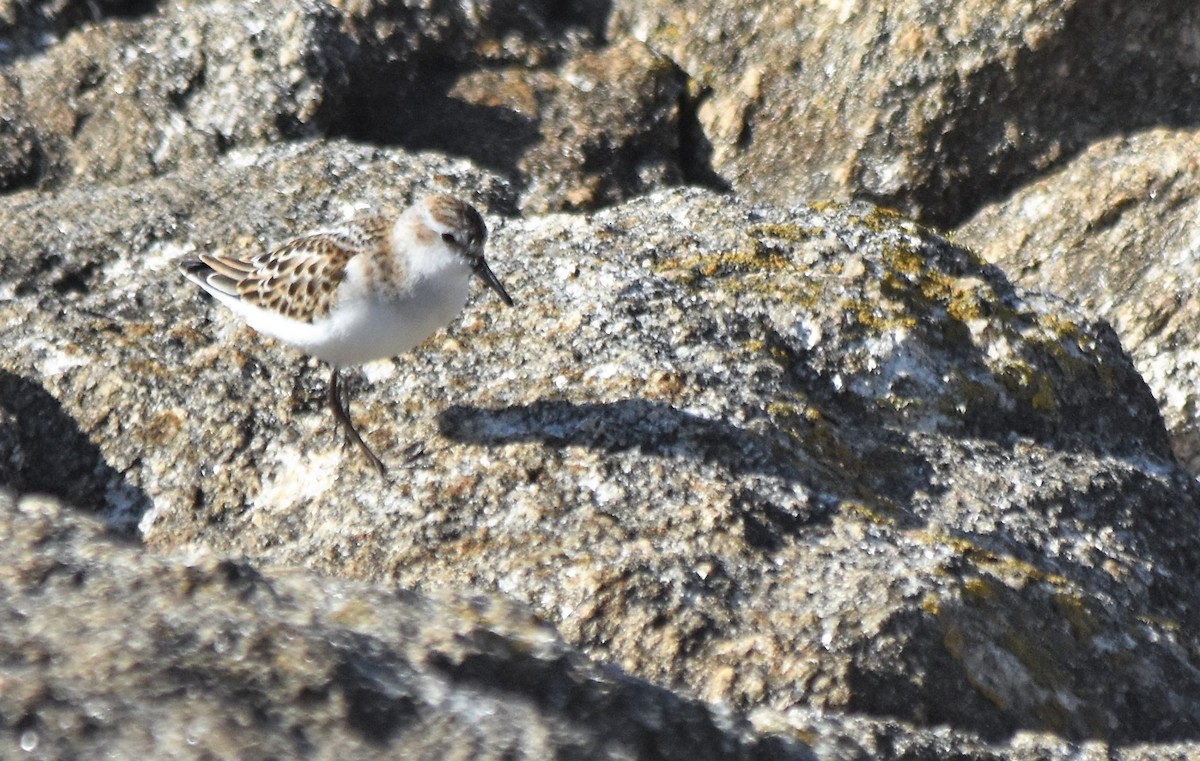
left=441, top=232, right=456, bottom=244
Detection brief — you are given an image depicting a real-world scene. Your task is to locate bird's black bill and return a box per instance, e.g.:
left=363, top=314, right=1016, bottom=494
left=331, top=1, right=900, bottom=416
left=474, top=258, right=514, bottom=306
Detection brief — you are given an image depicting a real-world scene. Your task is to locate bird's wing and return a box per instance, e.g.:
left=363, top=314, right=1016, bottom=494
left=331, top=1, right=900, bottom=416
left=195, top=217, right=389, bottom=323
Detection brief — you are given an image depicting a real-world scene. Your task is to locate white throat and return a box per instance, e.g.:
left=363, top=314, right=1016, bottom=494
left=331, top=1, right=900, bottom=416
left=391, top=217, right=466, bottom=281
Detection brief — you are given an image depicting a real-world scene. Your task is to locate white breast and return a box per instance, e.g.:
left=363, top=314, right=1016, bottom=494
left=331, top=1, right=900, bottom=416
left=235, top=260, right=473, bottom=368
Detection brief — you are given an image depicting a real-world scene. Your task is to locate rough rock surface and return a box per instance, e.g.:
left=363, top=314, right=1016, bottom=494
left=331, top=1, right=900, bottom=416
left=957, top=128, right=1200, bottom=476
left=4, top=1, right=1200, bottom=759
left=0, top=0, right=687, bottom=213
left=0, top=1, right=155, bottom=58
left=609, top=0, right=1200, bottom=227
left=396, top=37, right=694, bottom=214
left=155, top=193, right=1200, bottom=745
left=1, top=489, right=802, bottom=759
left=6, top=156, right=1200, bottom=755
left=0, top=138, right=513, bottom=521
left=7, top=0, right=353, bottom=187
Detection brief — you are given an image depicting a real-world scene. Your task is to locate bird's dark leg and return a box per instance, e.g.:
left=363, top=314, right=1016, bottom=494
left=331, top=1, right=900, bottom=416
left=328, top=366, right=387, bottom=477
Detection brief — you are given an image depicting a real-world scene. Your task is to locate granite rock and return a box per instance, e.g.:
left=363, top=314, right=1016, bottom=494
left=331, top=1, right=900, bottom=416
left=0, top=138, right=513, bottom=527
left=608, top=0, right=1200, bottom=227
left=4, top=2, right=1200, bottom=758
left=388, top=38, right=694, bottom=214
left=5, top=153, right=1200, bottom=751
left=0, top=0, right=693, bottom=212
left=0, top=489, right=804, bottom=760
left=0, top=0, right=154, bottom=59
left=7, top=0, right=353, bottom=188
left=956, top=128, right=1200, bottom=475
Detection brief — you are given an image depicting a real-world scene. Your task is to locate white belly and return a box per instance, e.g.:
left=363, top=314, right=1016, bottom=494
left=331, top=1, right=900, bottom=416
left=240, top=267, right=471, bottom=368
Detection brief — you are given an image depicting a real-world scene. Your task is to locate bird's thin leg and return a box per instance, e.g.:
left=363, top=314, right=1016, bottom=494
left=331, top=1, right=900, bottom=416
left=328, top=366, right=387, bottom=477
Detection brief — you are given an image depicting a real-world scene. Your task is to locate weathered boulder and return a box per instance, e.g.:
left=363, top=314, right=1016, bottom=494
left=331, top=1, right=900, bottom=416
left=609, top=0, right=1200, bottom=226
left=5, top=161, right=1199, bottom=750
left=5, top=1, right=1200, bottom=758
left=0, top=489, right=801, bottom=759
left=958, top=128, right=1200, bottom=476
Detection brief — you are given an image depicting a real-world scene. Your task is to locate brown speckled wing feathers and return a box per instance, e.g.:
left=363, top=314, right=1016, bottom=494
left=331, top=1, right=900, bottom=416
left=198, top=217, right=390, bottom=322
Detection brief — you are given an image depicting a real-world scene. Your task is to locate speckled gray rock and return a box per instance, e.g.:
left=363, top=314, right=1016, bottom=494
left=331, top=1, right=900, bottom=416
left=956, top=127, right=1200, bottom=476
left=608, top=0, right=1200, bottom=227
left=0, top=72, right=38, bottom=189
left=0, top=0, right=150, bottom=58
left=5, top=144, right=1200, bottom=755
left=0, top=0, right=690, bottom=212
left=5, top=3, right=1200, bottom=758
left=398, top=38, right=693, bottom=213
left=0, top=138, right=513, bottom=525
left=0, top=489, right=805, bottom=760
left=267, top=2, right=698, bottom=214
left=7, top=0, right=353, bottom=188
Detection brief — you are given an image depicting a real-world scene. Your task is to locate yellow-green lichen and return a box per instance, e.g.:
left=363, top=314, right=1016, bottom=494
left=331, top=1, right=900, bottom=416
left=655, top=221, right=824, bottom=282
left=766, top=401, right=908, bottom=514
left=806, top=200, right=841, bottom=214
left=652, top=230, right=825, bottom=310
left=920, top=533, right=1070, bottom=589
left=766, top=400, right=852, bottom=466
left=840, top=297, right=918, bottom=333
left=838, top=499, right=898, bottom=526
left=854, top=206, right=906, bottom=234
left=1053, top=591, right=1099, bottom=642
left=654, top=248, right=786, bottom=278
left=1000, top=629, right=1068, bottom=690
left=1024, top=317, right=1122, bottom=396
left=1039, top=313, right=1084, bottom=344
left=881, top=243, right=925, bottom=277
left=943, top=283, right=987, bottom=324
left=745, top=222, right=825, bottom=243
left=870, top=243, right=982, bottom=348
left=745, top=336, right=799, bottom=369
left=920, top=591, right=941, bottom=616
left=962, top=576, right=996, bottom=604
left=996, top=362, right=1059, bottom=412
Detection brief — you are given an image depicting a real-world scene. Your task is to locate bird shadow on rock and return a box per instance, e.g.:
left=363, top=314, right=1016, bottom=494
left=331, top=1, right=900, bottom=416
left=437, top=397, right=938, bottom=546
left=0, top=370, right=151, bottom=532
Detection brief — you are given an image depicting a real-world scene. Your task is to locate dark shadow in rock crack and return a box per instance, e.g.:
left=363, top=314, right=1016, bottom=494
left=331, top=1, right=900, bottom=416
left=328, top=2, right=726, bottom=207
left=332, top=68, right=541, bottom=186
left=0, top=369, right=151, bottom=531
left=676, top=83, right=732, bottom=193
left=881, top=2, right=1200, bottom=228
left=0, top=0, right=162, bottom=65
left=335, top=654, right=422, bottom=745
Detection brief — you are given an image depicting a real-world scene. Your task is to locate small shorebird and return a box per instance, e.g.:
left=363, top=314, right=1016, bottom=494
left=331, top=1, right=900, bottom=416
left=180, top=194, right=513, bottom=476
